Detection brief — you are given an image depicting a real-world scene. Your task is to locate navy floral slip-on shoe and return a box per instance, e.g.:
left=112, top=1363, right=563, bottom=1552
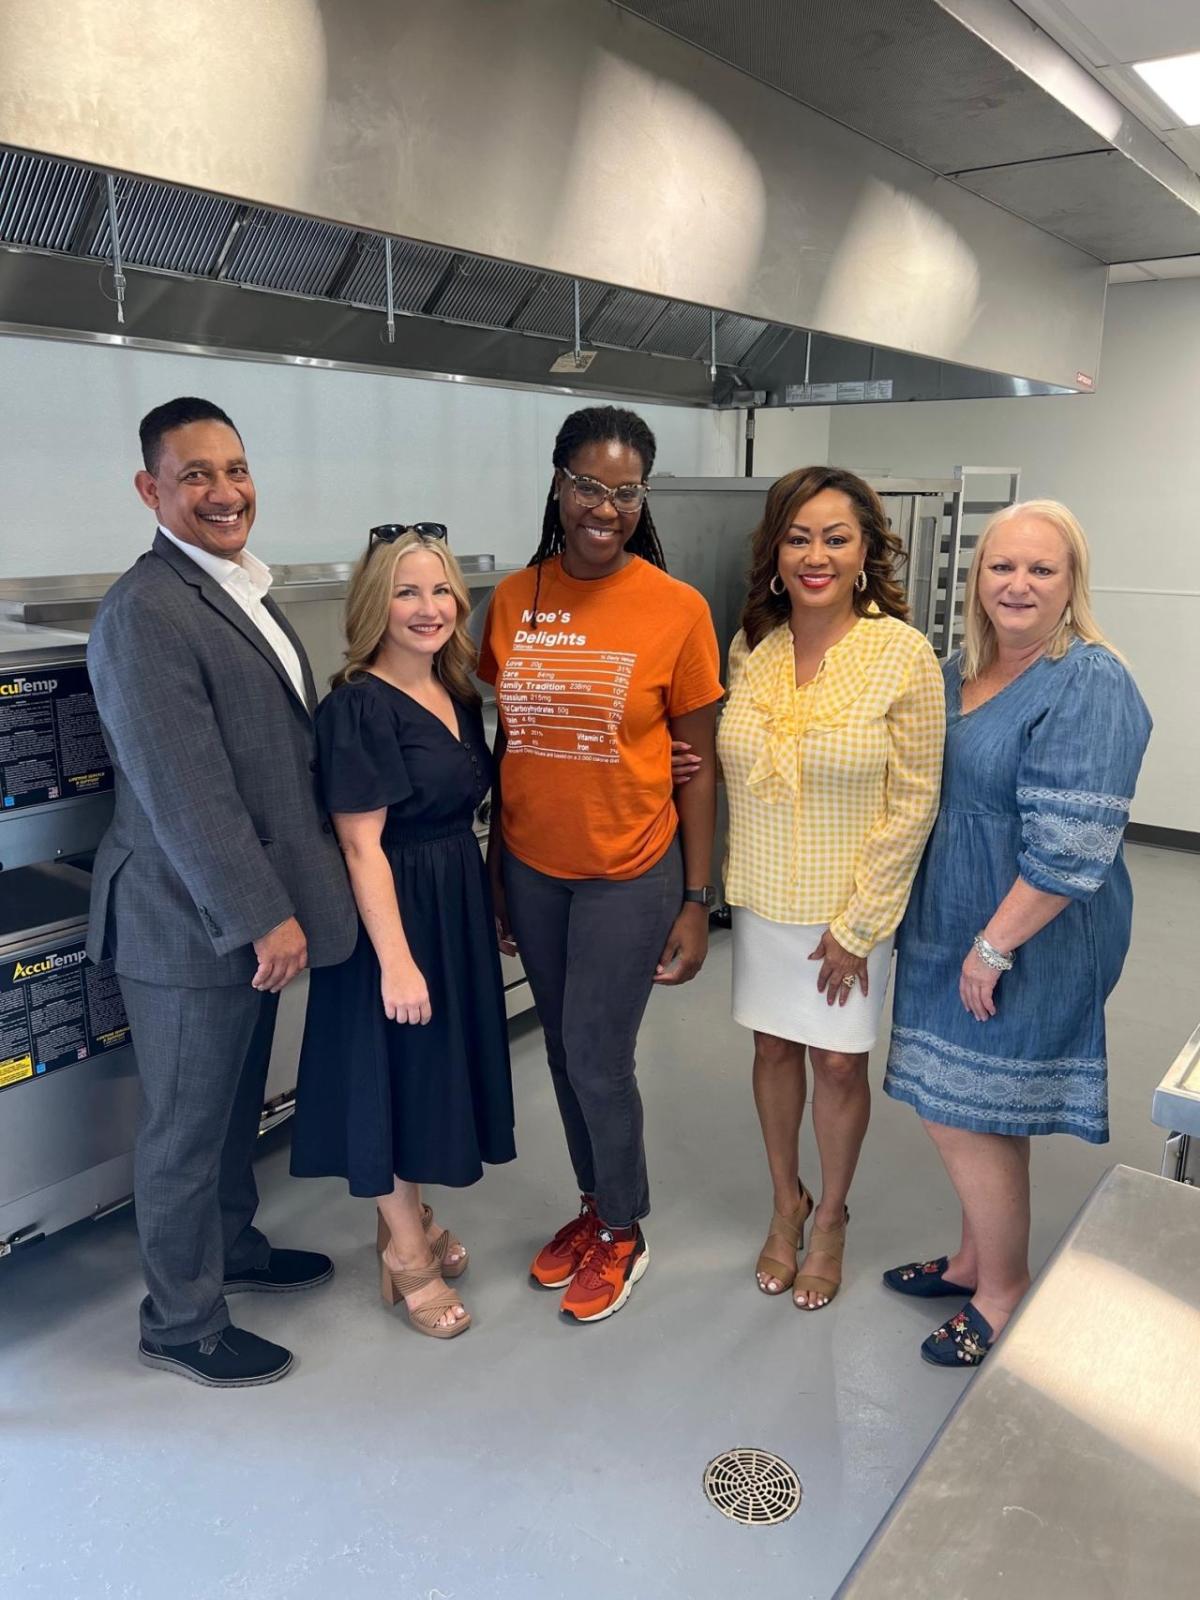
left=883, top=1255, right=976, bottom=1299
left=920, top=1301, right=995, bottom=1367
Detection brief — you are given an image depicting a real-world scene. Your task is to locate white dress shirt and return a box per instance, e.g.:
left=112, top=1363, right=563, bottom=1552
left=157, top=525, right=308, bottom=706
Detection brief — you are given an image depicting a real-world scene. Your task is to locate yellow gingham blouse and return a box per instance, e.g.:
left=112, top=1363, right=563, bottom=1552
left=717, top=613, right=945, bottom=956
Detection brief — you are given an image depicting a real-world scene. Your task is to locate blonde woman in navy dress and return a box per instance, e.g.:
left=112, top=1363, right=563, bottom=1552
left=292, top=528, right=515, bottom=1340
left=883, top=502, right=1150, bottom=1367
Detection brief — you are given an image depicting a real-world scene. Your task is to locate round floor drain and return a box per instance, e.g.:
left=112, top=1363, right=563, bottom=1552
left=703, top=1448, right=802, bottom=1526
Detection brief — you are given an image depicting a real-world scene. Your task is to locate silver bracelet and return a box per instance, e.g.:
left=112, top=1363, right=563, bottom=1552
left=973, top=933, right=1014, bottom=972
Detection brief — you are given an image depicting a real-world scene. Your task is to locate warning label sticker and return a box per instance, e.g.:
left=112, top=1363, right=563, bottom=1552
left=0, top=938, right=129, bottom=1092
left=0, top=663, right=113, bottom=811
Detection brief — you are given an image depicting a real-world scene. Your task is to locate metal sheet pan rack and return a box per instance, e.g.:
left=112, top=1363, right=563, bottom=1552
left=646, top=468, right=1021, bottom=664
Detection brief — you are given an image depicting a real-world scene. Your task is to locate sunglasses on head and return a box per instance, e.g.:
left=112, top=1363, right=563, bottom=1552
left=368, top=522, right=449, bottom=548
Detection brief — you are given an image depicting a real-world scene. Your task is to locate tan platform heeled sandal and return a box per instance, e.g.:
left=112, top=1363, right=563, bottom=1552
left=380, top=1255, right=472, bottom=1339
left=756, top=1184, right=814, bottom=1295
left=376, top=1205, right=468, bottom=1278
left=793, top=1207, right=849, bottom=1310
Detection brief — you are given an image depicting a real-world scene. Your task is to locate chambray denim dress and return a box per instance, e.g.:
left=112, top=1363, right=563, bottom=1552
left=884, top=644, right=1151, bottom=1143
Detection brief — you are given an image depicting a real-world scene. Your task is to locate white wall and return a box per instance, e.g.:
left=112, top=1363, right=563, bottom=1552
left=0, top=335, right=740, bottom=576
left=754, top=281, right=1200, bottom=834
left=751, top=405, right=832, bottom=476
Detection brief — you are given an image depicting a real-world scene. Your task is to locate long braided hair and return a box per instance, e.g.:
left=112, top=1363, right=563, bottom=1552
left=528, top=406, right=668, bottom=622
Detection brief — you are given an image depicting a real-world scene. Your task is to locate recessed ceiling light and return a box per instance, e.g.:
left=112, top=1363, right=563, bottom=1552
left=1133, top=51, right=1200, bottom=127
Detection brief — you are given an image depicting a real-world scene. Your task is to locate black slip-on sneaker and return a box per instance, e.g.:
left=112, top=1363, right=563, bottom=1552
left=223, top=1248, right=334, bottom=1294
left=138, top=1326, right=293, bottom=1387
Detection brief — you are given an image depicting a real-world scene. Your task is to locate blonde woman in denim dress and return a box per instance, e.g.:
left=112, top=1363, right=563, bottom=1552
left=883, top=501, right=1151, bottom=1368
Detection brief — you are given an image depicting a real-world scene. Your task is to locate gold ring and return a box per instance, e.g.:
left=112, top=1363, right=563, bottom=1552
left=842, top=974, right=857, bottom=988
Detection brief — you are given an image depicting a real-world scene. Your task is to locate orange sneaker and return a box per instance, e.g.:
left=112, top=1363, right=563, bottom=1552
left=529, top=1197, right=599, bottom=1289
left=559, top=1225, right=648, bottom=1323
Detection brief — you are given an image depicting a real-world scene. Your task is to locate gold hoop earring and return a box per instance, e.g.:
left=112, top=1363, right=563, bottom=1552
left=769, top=573, right=785, bottom=596
left=855, top=569, right=868, bottom=592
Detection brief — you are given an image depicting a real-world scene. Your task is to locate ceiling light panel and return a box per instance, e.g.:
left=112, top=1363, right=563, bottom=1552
left=1134, top=52, right=1200, bottom=127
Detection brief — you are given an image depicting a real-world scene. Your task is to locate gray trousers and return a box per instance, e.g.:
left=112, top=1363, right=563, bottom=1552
left=503, top=841, right=682, bottom=1228
left=117, top=976, right=278, bottom=1344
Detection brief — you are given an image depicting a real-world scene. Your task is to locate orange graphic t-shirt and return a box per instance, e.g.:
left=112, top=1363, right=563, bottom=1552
left=477, top=555, right=722, bottom=880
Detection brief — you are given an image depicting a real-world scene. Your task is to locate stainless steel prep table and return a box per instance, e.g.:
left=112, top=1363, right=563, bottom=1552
left=835, top=1164, right=1200, bottom=1599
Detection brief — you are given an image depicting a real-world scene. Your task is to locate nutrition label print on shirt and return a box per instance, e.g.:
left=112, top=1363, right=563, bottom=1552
left=500, top=634, right=635, bottom=764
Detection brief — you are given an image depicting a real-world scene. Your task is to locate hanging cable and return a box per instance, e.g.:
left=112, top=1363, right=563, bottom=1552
left=104, top=174, right=126, bottom=326
left=573, top=278, right=582, bottom=368
left=709, top=309, right=718, bottom=384
left=385, top=237, right=396, bottom=344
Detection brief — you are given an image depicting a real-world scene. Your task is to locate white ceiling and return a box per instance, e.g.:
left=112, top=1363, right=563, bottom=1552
left=1030, top=0, right=1200, bottom=68
left=1109, top=256, right=1200, bottom=282
left=1019, top=1, right=1200, bottom=135
left=1020, top=0, right=1200, bottom=274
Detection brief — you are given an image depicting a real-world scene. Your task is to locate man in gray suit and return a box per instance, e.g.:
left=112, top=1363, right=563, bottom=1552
left=87, top=397, right=357, bottom=1387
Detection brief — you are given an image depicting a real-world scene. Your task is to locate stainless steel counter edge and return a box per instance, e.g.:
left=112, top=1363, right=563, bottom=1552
left=1152, top=1020, right=1200, bottom=1138
left=834, top=1163, right=1200, bottom=1598
left=1, top=562, right=521, bottom=625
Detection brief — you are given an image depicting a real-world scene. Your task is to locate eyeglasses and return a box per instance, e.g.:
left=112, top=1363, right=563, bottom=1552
left=368, top=522, right=448, bottom=547
left=560, top=467, right=648, bottom=515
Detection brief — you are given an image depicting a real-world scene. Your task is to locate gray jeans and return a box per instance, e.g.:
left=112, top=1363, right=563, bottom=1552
left=503, top=841, right=682, bottom=1228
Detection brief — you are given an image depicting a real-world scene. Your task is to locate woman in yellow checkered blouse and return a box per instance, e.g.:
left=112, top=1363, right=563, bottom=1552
left=716, top=467, right=944, bottom=1310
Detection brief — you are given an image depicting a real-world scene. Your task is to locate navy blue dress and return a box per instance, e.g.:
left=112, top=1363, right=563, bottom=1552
left=885, top=644, right=1151, bottom=1144
left=291, top=675, right=515, bottom=1195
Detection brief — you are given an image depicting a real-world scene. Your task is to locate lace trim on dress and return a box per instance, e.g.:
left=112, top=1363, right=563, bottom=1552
left=1022, top=812, right=1125, bottom=863
left=886, top=1026, right=1108, bottom=1136
left=1016, top=786, right=1132, bottom=811
left=889, top=1026, right=1105, bottom=1095
left=1026, top=859, right=1107, bottom=891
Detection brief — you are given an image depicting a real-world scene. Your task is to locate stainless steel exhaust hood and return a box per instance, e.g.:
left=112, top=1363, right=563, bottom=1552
left=0, top=0, right=1112, bottom=397
left=0, top=154, right=1079, bottom=407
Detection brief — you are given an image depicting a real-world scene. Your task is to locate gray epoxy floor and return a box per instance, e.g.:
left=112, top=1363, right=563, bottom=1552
left=1, top=844, right=1196, bottom=1600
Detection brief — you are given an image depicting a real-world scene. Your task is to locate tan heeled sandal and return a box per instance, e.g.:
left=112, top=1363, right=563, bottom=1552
left=380, top=1255, right=471, bottom=1339
left=376, top=1205, right=468, bottom=1278
left=794, top=1207, right=849, bottom=1310
left=756, top=1184, right=814, bottom=1294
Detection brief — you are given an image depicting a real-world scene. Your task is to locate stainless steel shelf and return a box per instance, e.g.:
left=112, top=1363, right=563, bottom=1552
left=1152, top=1021, right=1200, bottom=1139
left=0, top=560, right=521, bottom=625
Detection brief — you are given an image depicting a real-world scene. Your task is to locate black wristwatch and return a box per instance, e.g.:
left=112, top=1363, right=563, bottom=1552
left=683, top=886, right=715, bottom=908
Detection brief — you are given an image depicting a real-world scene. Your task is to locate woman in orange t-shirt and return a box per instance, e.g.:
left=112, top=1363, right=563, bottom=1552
left=478, top=406, right=723, bottom=1324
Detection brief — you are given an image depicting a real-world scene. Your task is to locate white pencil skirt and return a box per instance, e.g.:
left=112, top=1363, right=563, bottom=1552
left=730, top=907, right=894, bottom=1054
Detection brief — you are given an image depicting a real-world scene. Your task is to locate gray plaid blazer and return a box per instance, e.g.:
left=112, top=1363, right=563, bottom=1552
left=86, top=532, right=357, bottom=987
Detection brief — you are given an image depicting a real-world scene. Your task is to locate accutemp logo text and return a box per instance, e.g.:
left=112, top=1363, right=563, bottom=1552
left=0, top=676, right=59, bottom=697
left=12, top=950, right=86, bottom=981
